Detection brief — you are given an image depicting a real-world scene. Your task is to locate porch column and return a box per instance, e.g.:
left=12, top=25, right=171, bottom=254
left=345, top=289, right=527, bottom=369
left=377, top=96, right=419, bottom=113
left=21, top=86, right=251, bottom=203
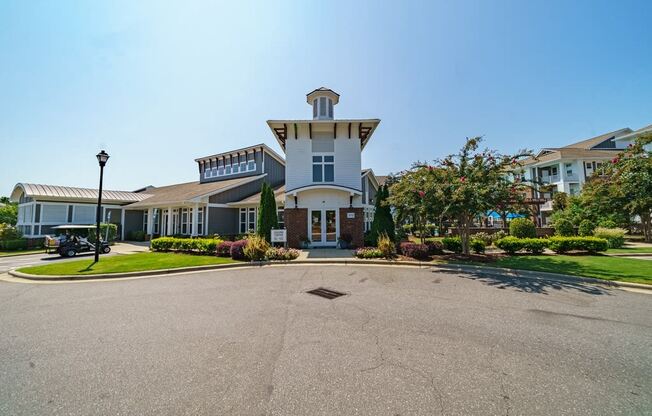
left=146, top=208, right=154, bottom=235
left=166, top=207, right=173, bottom=236
left=204, top=204, right=210, bottom=236
left=191, top=203, right=199, bottom=236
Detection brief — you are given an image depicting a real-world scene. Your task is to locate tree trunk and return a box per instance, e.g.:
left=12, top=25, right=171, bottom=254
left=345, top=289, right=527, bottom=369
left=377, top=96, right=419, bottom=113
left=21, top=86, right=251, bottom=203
left=642, top=212, right=652, bottom=243
left=459, top=212, right=471, bottom=256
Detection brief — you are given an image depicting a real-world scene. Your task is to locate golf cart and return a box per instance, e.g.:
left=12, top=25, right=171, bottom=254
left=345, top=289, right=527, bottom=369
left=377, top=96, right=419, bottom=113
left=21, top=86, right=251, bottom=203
left=45, top=225, right=111, bottom=257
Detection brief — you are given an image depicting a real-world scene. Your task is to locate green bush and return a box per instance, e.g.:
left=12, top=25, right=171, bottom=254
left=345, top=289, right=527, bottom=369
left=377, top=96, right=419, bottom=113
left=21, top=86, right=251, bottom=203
left=547, top=236, right=608, bottom=254
left=495, top=236, right=523, bottom=254
left=509, top=218, right=536, bottom=238
left=597, top=219, right=617, bottom=229
left=442, top=237, right=463, bottom=253
left=0, top=223, right=22, bottom=241
left=470, top=239, right=486, bottom=254
left=578, top=220, right=596, bottom=237
left=243, top=235, right=269, bottom=261
left=88, top=223, right=118, bottom=242
left=490, top=230, right=508, bottom=244
left=150, top=236, right=223, bottom=255
left=377, top=232, right=395, bottom=258
left=0, top=239, right=28, bottom=250
left=521, top=238, right=548, bottom=254
left=553, top=218, right=574, bottom=236
left=593, top=227, right=626, bottom=249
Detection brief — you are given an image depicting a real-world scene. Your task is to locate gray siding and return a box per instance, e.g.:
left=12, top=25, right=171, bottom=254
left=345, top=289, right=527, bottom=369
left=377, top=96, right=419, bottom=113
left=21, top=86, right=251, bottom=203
left=124, top=210, right=145, bottom=237
left=264, top=153, right=285, bottom=187
left=209, top=178, right=265, bottom=204
left=368, top=177, right=378, bottom=205
left=207, top=207, right=238, bottom=236
left=361, top=177, right=367, bottom=204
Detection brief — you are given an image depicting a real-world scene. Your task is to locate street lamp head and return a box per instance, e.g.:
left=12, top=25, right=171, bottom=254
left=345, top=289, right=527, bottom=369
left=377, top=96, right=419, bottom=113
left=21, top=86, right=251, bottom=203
left=96, top=150, right=110, bottom=167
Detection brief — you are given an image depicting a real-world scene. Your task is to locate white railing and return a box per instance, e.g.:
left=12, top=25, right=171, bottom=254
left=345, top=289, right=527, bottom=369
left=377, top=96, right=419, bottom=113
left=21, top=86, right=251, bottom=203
left=539, top=174, right=560, bottom=183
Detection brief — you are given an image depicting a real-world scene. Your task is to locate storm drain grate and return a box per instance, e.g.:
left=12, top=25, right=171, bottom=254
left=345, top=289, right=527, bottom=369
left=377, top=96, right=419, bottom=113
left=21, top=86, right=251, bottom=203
left=306, top=287, right=346, bottom=300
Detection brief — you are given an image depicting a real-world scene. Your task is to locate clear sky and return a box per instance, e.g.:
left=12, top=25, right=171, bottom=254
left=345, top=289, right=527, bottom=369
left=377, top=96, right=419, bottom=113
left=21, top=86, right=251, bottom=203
left=1, top=0, right=651, bottom=195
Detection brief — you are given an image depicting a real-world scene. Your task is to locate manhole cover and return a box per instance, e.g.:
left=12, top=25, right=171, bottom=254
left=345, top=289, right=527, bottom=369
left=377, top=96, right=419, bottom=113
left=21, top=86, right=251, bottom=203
left=306, top=287, right=346, bottom=299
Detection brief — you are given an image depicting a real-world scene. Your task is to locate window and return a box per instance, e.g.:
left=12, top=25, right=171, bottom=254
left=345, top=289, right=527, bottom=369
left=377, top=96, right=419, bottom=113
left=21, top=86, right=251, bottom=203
left=313, top=99, right=317, bottom=118
left=239, top=208, right=256, bottom=233
left=143, top=211, right=148, bottom=232
left=312, top=154, right=335, bottom=183
left=319, top=97, right=327, bottom=117
left=181, top=208, right=189, bottom=234
left=232, top=163, right=239, bottom=173
left=277, top=208, right=284, bottom=229
left=197, top=207, right=204, bottom=235
left=41, top=204, right=65, bottom=223
left=225, top=165, right=231, bottom=174
left=586, top=162, right=592, bottom=169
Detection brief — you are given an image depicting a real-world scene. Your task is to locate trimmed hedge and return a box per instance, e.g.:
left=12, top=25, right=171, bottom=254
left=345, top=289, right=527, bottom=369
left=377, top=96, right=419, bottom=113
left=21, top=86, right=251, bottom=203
left=495, top=237, right=548, bottom=254
left=593, top=227, right=626, bottom=249
left=150, top=237, right=222, bottom=255
left=547, top=236, right=608, bottom=254
left=442, top=237, right=463, bottom=253
left=0, top=239, right=28, bottom=250
left=399, top=242, right=429, bottom=260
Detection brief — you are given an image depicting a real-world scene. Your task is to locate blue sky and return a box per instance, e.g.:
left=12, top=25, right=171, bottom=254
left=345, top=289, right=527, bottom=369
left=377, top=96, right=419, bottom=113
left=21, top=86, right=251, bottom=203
left=1, top=0, right=651, bottom=195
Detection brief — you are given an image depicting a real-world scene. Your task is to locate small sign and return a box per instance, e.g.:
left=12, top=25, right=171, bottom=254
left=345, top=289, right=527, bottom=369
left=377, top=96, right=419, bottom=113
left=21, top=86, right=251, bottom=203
left=271, top=229, right=287, bottom=243
left=346, top=212, right=355, bottom=219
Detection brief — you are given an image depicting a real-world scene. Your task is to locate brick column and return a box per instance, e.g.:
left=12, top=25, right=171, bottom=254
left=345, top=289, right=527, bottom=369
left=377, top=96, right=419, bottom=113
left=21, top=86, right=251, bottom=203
left=285, top=208, right=308, bottom=249
left=339, top=208, right=364, bottom=248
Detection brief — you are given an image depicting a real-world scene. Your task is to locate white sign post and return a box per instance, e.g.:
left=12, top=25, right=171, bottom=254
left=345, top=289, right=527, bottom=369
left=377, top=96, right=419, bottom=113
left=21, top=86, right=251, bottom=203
left=271, top=229, right=287, bottom=246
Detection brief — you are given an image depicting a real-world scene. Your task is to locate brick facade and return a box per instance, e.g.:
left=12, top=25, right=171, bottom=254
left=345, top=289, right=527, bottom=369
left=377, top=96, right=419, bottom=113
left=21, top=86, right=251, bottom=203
left=339, top=207, right=364, bottom=248
left=285, top=208, right=308, bottom=248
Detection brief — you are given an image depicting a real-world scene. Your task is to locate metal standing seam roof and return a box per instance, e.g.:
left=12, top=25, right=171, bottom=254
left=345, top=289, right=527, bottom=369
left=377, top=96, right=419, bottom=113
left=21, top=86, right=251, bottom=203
left=13, top=183, right=152, bottom=203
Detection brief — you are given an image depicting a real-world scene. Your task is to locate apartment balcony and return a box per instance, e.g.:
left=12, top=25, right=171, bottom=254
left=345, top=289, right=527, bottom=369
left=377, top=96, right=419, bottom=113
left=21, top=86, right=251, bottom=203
left=538, top=174, right=560, bottom=184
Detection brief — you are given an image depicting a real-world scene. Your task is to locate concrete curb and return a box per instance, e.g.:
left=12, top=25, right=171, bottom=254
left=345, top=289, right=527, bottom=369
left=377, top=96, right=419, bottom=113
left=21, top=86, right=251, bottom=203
left=436, top=263, right=652, bottom=291
left=604, top=252, right=652, bottom=258
left=8, top=258, right=650, bottom=291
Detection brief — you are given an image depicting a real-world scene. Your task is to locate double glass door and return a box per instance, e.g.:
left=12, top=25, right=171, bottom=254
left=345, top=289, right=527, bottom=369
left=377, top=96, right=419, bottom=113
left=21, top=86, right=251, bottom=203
left=310, top=209, right=337, bottom=246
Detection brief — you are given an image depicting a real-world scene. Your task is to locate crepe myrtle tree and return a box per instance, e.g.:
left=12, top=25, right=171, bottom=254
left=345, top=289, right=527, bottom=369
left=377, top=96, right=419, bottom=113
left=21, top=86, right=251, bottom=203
left=436, top=137, right=531, bottom=254
left=590, top=134, right=652, bottom=242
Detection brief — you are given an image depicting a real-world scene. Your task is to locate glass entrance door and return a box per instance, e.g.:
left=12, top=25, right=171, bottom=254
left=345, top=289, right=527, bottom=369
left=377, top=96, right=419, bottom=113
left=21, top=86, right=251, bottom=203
left=310, top=209, right=338, bottom=246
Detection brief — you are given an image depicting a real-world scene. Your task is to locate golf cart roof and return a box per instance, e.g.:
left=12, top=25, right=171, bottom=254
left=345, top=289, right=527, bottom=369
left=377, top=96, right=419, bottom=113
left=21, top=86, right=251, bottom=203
left=51, top=225, right=96, bottom=230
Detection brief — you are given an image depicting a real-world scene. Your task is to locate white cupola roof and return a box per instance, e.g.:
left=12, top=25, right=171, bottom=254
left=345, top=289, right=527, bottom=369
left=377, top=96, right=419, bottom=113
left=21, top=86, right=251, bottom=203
left=306, top=87, right=340, bottom=120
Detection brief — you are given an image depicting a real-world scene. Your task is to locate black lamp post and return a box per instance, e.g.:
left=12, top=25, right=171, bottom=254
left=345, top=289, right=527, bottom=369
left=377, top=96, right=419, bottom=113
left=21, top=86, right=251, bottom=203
left=95, top=150, right=110, bottom=262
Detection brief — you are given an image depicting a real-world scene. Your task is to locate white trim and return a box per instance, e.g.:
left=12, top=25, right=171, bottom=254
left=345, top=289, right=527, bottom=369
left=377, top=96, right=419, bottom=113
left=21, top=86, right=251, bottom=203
left=288, top=184, right=362, bottom=196
left=307, top=208, right=339, bottom=247
left=120, top=208, right=126, bottom=240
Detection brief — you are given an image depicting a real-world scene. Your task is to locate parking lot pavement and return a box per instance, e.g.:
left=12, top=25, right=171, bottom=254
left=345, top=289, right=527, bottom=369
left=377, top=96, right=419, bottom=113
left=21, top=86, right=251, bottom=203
left=0, top=265, right=650, bottom=415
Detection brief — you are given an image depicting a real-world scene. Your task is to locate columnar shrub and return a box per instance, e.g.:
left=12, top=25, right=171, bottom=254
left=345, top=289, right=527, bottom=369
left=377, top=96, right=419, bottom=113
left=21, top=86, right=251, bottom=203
left=243, top=235, right=269, bottom=261
left=547, top=236, right=608, bottom=254
left=399, top=242, right=429, bottom=260
left=230, top=240, right=248, bottom=260
left=377, top=232, right=395, bottom=258
left=470, top=239, right=486, bottom=254
left=509, top=218, right=536, bottom=238
left=216, top=241, right=234, bottom=257
left=593, top=227, right=626, bottom=249
left=442, top=237, right=463, bottom=253
left=578, top=220, right=596, bottom=237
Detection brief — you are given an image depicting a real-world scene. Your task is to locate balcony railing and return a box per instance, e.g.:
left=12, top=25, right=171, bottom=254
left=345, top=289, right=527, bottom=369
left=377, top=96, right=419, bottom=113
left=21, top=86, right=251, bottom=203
left=564, top=173, right=579, bottom=181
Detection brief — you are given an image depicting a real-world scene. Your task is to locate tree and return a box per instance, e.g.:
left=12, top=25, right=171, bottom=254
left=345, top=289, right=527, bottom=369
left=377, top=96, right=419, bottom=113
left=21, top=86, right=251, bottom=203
left=552, top=192, right=568, bottom=212
left=369, top=185, right=395, bottom=243
left=0, top=199, right=18, bottom=225
left=257, top=182, right=278, bottom=242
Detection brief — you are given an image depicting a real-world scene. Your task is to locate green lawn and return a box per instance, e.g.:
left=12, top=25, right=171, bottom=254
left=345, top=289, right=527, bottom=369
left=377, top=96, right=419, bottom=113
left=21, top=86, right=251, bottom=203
left=456, top=255, right=652, bottom=285
left=18, top=252, right=240, bottom=276
left=606, top=246, right=652, bottom=254
left=0, top=249, right=46, bottom=257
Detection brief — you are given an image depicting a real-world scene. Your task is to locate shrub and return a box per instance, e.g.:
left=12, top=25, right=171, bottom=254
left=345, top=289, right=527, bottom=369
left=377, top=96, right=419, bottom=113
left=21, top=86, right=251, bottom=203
left=399, top=242, right=429, bottom=260
left=521, top=238, right=548, bottom=254
left=363, top=231, right=376, bottom=247
left=243, top=235, right=269, bottom=261
left=0, top=223, right=22, bottom=241
left=354, top=247, right=384, bottom=259
left=553, top=218, right=574, bottom=236
left=472, top=232, right=493, bottom=247
left=509, top=218, right=536, bottom=238
left=597, top=219, right=617, bottom=229
left=578, top=220, right=596, bottom=237
left=377, top=232, right=395, bottom=258
left=195, top=239, right=219, bottom=255
left=151, top=237, right=176, bottom=251
left=88, top=223, right=118, bottom=242
left=495, top=236, right=523, bottom=254
left=230, top=239, right=248, bottom=260
left=425, top=240, right=444, bottom=255
left=0, top=239, right=28, bottom=250
left=470, top=239, right=486, bottom=254
left=490, top=230, right=508, bottom=244
left=266, top=247, right=300, bottom=260
left=593, top=227, right=626, bottom=249
left=401, top=224, right=413, bottom=234
left=150, top=237, right=223, bottom=255
left=216, top=241, right=234, bottom=257
left=126, top=230, right=146, bottom=241
left=547, top=236, right=608, bottom=254
left=442, top=237, right=463, bottom=253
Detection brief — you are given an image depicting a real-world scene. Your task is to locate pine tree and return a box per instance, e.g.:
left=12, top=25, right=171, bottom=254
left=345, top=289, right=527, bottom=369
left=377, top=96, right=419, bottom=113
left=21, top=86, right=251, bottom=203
left=369, top=185, right=395, bottom=244
left=257, top=182, right=278, bottom=242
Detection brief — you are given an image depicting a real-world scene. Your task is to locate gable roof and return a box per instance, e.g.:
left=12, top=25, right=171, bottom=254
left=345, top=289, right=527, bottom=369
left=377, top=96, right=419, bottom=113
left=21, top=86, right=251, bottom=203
left=562, top=128, right=632, bottom=150
left=194, top=143, right=285, bottom=166
left=227, top=185, right=285, bottom=207
left=125, top=174, right=266, bottom=208
left=10, top=183, right=151, bottom=204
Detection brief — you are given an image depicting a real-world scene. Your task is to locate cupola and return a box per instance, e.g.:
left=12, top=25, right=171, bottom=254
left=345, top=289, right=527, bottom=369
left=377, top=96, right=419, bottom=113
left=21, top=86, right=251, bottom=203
left=306, top=87, right=340, bottom=120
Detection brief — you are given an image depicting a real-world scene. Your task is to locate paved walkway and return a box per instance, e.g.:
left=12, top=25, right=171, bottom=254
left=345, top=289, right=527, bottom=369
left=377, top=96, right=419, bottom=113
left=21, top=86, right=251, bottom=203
left=297, top=248, right=356, bottom=260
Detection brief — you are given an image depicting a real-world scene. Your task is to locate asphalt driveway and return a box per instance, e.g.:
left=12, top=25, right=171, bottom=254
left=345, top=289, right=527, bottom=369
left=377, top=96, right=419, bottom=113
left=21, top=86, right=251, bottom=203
left=0, top=265, right=650, bottom=415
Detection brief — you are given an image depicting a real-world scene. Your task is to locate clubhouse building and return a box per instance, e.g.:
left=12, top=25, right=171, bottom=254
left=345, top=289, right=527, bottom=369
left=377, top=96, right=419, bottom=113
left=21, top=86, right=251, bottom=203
left=10, top=88, right=383, bottom=248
